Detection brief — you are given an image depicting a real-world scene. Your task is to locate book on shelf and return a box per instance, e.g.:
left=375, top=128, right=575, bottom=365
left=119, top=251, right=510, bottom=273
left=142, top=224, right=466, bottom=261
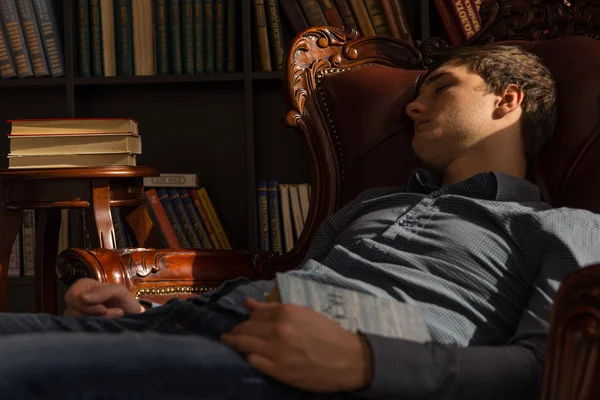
left=275, top=273, right=431, bottom=342
left=256, top=179, right=311, bottom=254
left=257, top=0, right=413, bottom=72
left=0, top=0, right=64, bottom=79
left=6, top=117, right=141, bottom=169
left=144, top=173, right=232, bottom=250
left=77, top=0, right=240, bottom=77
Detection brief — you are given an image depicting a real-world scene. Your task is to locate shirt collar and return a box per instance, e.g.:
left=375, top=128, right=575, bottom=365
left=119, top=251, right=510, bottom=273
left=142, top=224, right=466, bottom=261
left=407, top=168, right=541, bottom=202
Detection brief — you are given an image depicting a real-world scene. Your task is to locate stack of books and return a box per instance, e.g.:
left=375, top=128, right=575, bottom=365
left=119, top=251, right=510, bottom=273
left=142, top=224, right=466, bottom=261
left=7, top=118, right=141, bottom=169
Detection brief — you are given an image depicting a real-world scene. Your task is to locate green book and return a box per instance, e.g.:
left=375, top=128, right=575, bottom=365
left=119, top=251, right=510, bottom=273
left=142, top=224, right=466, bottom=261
left=203, top=0, right=214, bottom=73
left=154, top=0, right=169, bottom=74
left=114, top=0, right=133, bottom=76
left=192, top=0, right=204, bottom=73
left=180, top=0, right=194, bottom=74
left=169, top=0, right=183, bottom=74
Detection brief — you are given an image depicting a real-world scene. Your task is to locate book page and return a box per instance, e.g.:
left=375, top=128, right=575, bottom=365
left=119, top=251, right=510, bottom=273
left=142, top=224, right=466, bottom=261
left=276, top=273, right=431, bottom=343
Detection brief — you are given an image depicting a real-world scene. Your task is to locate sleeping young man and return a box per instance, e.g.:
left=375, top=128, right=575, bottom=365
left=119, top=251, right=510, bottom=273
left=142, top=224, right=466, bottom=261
left=0, top=44, right=599, bottom=400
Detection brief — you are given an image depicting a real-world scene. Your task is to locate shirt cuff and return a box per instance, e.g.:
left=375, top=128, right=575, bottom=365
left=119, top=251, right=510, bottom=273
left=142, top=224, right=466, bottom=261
left=352, top=333, right=542, bottom=399
left=354, top=333, right=459, bottom=399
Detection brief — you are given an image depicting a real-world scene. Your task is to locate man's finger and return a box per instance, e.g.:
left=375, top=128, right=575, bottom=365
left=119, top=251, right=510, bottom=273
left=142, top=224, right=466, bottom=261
left=104, top=307, right=125, bottom=319
left=230, top=320, right=276, bottom=339
left=246, top=298, right=281, bottom=321
left=220, top=333, right=273, bottom=358
left=79, top=285, right=122, bottom=304
left=246, top=353, right=278, bottom=379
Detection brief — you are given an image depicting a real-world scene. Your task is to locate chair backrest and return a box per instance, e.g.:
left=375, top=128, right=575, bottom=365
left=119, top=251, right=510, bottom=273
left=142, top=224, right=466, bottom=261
left=280, top=0, right=600, bottom=267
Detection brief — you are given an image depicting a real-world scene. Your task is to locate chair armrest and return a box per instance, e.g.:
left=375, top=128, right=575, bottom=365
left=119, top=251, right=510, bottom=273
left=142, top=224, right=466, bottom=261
left=56, top=248, right=301, bottom=305
left=540, top=263, right=600, bottom=400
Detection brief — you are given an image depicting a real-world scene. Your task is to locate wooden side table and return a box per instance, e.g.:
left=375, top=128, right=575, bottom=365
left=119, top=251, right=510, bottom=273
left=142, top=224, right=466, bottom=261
left=0, top=166, right=159, bottom=314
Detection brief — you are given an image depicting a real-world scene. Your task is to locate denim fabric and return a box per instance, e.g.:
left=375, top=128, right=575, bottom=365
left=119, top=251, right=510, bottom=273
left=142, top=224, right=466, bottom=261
left=0, top=278, right=326, bottom=400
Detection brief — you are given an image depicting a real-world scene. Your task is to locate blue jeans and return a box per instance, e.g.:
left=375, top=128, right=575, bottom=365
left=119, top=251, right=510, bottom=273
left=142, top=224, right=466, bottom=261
left=0, top=278, right=335, bottom=400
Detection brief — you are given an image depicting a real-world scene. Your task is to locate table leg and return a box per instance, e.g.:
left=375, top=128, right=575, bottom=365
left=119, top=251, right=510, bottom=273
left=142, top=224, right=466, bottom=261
left=0, top=202, right=23, bottom=312
left=34, top=209, right=62, bottom=314
left=87, top=179, right=116, bottom=250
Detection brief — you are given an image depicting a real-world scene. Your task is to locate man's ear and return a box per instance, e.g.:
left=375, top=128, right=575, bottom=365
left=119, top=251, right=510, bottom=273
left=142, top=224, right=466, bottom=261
left=495, top=84, right=523, bottom=118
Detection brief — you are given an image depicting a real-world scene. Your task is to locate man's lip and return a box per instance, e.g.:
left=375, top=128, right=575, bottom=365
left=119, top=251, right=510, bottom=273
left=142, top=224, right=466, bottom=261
left=414, top=120, right=430, bottom=131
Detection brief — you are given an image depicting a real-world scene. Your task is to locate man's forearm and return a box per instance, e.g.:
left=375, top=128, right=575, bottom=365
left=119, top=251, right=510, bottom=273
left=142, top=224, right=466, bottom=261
left=354, top=334, right=543, bottom=400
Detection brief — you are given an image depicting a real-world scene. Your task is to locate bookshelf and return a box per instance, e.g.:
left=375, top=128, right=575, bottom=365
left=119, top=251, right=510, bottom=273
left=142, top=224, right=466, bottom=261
left=2, top=0, right=441, bottom=312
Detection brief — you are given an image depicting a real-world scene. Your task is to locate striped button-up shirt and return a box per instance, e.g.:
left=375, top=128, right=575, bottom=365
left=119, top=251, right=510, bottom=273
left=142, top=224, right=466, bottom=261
left=285, top=168, right=600, bottom=399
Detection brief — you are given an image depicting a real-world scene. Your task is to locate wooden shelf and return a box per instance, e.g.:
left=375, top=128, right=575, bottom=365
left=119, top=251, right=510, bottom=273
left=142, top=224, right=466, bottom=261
left=252, top=71, right=283, bottom=81
left=74, top=73, right=245, bottom=85
left=7, top=276, right=34, bottom=285
left=0, top=78, right=65, bottom=87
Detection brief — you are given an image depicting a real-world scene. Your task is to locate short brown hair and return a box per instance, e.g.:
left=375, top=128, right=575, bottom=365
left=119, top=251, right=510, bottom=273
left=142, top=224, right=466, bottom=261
left=422, top=44, right=557, bottom=171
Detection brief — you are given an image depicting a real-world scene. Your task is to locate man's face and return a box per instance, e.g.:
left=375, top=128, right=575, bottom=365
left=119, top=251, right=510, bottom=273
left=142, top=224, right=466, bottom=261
left=406, top=63, right=500, bottom=171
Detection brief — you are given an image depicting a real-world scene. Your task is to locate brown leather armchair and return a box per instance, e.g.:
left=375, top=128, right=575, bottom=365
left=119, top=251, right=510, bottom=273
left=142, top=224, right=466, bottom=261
left=56, top=1, right=600, bottom=399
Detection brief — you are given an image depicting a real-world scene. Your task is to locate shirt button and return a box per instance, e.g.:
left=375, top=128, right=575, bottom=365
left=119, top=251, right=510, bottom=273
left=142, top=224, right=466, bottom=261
left=399, top=219, right=411, bottom=227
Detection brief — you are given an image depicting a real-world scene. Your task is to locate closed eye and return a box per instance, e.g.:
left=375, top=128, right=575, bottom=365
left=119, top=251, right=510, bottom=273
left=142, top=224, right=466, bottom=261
left=435, top=84, right=450, bottom=93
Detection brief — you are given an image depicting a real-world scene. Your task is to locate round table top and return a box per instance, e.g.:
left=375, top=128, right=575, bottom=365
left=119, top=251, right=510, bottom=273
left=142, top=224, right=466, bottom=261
left=0, top=166, right=160, bottom=180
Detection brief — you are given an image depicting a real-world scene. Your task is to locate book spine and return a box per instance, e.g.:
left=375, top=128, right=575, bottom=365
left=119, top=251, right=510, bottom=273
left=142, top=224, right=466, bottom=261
left=89, top=0, right=103, bottom=76
left=144, top=188, right=181, bottom=248
left=77, top=0, right=91, bottom=76
left=114, top=0, right=134, bottom=76
left=278, top=0, right=308, bottom=36
left=154, top=0, right=170, bottom=74
left=348, top=0, right=375, bottom=36
left=278, top=184, right=295, bottom=253
left=192, top=0, right=203, bottom=72
left=225, top=0, right=235, bottom=72
left=318, top=0, right=344, bottom=27
left=0, top=0, right=34, bottom=77
left=156, top=188, right=191, bottom=248
left=197, top=187, right=232, bottom=249
left=132, top=0, right=156, bottom=76
left=298, top=0, right=328, bottom=26
left=0, top=17, right=17, bottom=78
left=363, top=0, right=391, bottom=36
left=32, top=0, right=65, bottom=77
left=180, top=0, right=194, bottom=74
left=110, top=207, right=127, bottom=248
left=178, top=188, right=213, bottom=248
left=167, top=188, right=203, bottom=249
left=449, top=0, right=481, bottom=41
left=16, top=0, right=49, bottom=77
left=22, top=209, right=35, bottom=277
left=203, top=0, right=214, bottom=73
left=100, top=0, right=116, bottom=76
left=189, top=189, right=221, bottom=249
left=214, top=0, right=225, bottom=72
left=8, top=232, right=22, bottom=277
left=256, top=181, right=270, bottom=251
left=334, top=0, right=360, bottom=34
left=267, top=181, right=283, bottom=255
left=434, top=0, right=463, bottom=45
left=380, top=0, right=401, bottom=38
left=253, top=0, right=271, bottom=72
left=169, top=0, right=183, bottom=74
left=389, top=0, right=413, bottom=44
left=264, top=0, right=283, bottom=71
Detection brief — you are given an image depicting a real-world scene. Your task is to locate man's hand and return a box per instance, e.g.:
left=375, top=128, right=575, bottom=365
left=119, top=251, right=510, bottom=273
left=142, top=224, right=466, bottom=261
left=220, top=298, right=371, bottom=393
left=64, top=278, right=145, bottom=318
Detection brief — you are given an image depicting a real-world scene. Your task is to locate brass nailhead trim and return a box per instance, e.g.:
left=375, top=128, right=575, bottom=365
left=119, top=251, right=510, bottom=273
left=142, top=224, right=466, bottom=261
left=316, top=67, right=352, bottom=180
left=135, top=286, right=214, bottom=300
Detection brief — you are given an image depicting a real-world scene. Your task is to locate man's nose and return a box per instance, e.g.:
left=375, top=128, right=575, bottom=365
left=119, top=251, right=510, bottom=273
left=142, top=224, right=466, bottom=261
left=405, top=99, right=425, bottom=121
